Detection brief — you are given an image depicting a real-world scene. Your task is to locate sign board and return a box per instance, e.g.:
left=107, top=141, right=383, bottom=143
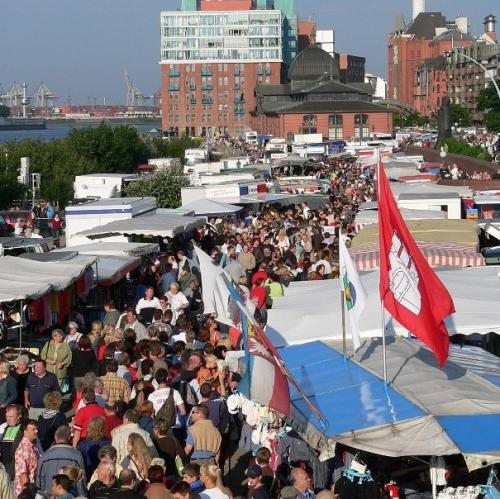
left=205, top=185, right=240, bottom=199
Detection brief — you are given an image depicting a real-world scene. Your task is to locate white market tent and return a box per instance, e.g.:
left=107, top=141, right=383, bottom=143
left=181, top=199, right=243, bottom=216
left=75, top=213, right=206, bottom=239
left=266, top=267, right=500, bottom=348
left=0, top=255, right=96, bottom=303
left=53, top=241, right=158, bottom=257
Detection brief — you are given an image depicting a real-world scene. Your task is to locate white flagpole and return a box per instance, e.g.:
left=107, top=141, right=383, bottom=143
left=377, top=150, right=388, bottom=384
left=339, top=229, right=347, bottom=356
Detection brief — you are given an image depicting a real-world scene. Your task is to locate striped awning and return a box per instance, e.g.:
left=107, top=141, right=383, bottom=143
left=349, top=241, right=486, bottom=271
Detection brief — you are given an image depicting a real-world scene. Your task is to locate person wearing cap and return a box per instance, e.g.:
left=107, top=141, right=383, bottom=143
left=247, top=464, right=270, bottom=499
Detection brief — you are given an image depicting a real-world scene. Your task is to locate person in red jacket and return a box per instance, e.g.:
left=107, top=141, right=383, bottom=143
left=250, top=278, right=267, bottom=310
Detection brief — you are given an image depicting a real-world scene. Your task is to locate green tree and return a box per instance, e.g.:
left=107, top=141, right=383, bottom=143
left=0, top=173, right=24, bottom=209
left=478, top=80, right=500, bottom=132
left=393, top=110, right=430, bottom=128
left=126, top=167, right=189, bottom=208
left=450, top=104, right=471, bottom=128
left=0, top=105, right=10, bottom=118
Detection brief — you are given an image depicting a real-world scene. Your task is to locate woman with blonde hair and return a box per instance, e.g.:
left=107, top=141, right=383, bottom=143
left=138, top=400, right=155, bottom=438
left=276, top=227, right=290, bottom=253
left=121, top=432, right=152, bottom=481
left=58, top=465, right=85, bottom=497
left=77, top=416, right=111, bottom=479
left=97, top=324, right=115, bottom=360
left=200, top=464, right=232, bottom=499
left=88, top=320, right=103, bottom=352
left=37, top=391, right=66, bottom=450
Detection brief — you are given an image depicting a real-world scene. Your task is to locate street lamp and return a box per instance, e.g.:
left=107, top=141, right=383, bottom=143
left=445, top=50, right=500, bottom=101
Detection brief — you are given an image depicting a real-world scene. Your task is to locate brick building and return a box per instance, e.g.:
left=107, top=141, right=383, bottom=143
left=388, top=5, right=472, bottom=110
left=297, top=20, right=316, bottom=52
left=253, top=46, right=392, bottom=139
left=335, top=54, right=366, bottom=84
left=446, top=16, right=499, bottom=121
left=160, top=0, right=297, bottom=137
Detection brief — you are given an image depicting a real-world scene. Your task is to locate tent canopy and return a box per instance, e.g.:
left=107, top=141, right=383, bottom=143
left=280, top=339, right=500, bottom=465
left=349, top=241, right=485, bottom=270
left=266, top=267, right=500, bottom=348
left=22, top=251, right=142, bottom=288
left=352, top=219, right=480, bottom=247
left=54, top=241, right=159, bottom=257
left=75, top=213, right=206, bottom=239
left=181, top=199, right=243, bottom=215
left=0, top=255, right=95, bottom=302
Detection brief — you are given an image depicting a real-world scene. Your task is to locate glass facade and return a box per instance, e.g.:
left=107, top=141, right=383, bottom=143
left=160, top=10, right=283, bottom=63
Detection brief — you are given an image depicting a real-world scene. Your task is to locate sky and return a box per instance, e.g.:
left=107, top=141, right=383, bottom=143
left=1, top=0, right=498, bottom=105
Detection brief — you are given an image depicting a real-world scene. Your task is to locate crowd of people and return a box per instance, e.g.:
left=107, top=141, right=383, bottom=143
left=0, top=159, right=383, bottom=499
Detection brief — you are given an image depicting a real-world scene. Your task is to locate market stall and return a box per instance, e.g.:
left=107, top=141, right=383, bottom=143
left=280, top=338, right=500, bottom=469
left=0, top=255, right=96, bottom=346
left=75, top=213, right=206, bottom=239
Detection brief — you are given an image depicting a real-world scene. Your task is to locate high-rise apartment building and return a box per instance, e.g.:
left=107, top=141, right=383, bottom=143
left=160, top=0, right=297, bottom=137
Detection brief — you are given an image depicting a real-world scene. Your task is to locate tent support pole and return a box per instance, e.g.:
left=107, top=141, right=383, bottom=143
left=19, top=299, right=24, bottom=351
left=341, top=290, right=346, bottom=356
left=381, top=304, right=387, bottom=384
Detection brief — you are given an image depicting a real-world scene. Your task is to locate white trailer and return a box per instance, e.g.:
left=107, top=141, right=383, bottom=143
left=64, top=197, right=157, bottom=246
left=73, top=173, right=138, bottom=200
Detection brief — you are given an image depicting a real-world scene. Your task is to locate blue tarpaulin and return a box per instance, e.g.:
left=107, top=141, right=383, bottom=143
left=279, top=339, right=500, bottom=469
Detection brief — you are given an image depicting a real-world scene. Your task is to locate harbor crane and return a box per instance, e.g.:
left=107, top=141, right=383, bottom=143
left=2, top=82, right=24, bottom=106
left=124, top=69, right=152, bottom=106
left=34, top=82, right=57, bottom=108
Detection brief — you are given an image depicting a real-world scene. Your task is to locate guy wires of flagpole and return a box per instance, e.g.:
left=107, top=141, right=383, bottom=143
left=376, top=149, right=389, bottom=384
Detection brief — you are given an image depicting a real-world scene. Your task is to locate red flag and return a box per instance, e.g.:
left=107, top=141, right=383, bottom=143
left=377, top=162, right=455, bottom=366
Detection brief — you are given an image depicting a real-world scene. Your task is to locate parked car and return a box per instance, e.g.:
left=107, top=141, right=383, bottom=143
left=0, top=210, right=35, bottom=231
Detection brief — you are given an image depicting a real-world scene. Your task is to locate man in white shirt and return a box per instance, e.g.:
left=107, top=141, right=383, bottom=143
left=147, top=369, right=186, bottom=426
left=166, top=282, right=189, bottom=326
left=135, top=287, right=160, bottom=315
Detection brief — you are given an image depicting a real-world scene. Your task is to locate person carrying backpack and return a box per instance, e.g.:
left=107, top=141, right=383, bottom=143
left=147, top=369, right=187, bottom=430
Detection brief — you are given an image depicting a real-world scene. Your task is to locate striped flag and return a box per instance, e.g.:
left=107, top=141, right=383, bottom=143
left=339, top=234, right=367, bottom=351
left=224, top=275, right=325, bottom=423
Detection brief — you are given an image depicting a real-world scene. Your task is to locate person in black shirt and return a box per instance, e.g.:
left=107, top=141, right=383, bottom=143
left=24, top=359, right=59, bottom=420
left=109, top=469, right=143, bottom=499
left=88, top=461, right=120, bottom=499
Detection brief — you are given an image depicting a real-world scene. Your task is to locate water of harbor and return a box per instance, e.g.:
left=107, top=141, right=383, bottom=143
left=0, top=120, right=162, bottom=143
